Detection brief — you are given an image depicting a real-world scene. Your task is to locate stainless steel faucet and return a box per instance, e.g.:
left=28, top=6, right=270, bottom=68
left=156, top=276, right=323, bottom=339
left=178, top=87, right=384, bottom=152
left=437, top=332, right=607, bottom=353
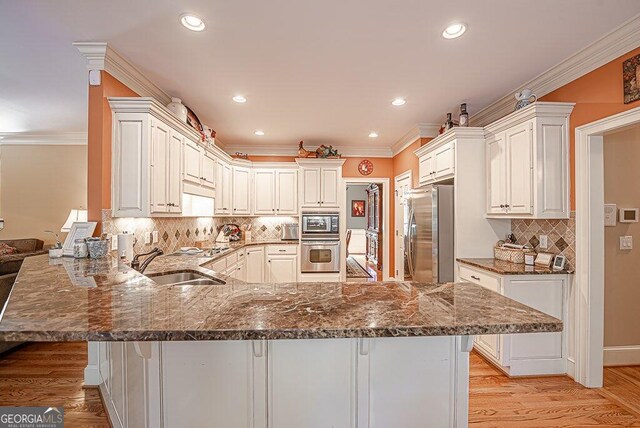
left=131, top=247, right=164, bottom=273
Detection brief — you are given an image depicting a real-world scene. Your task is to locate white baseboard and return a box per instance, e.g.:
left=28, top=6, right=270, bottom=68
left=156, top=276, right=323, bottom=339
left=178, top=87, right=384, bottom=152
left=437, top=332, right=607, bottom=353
left=84, top=365, right=102, bottom=386
left=566, top=357, right=576, bottom=379
left=604, top=345, right=640, bottom=366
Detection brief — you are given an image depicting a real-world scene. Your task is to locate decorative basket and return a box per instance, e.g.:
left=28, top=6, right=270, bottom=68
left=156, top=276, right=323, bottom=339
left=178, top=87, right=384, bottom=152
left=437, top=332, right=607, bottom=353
left=494, top=245, right=535, bottom=264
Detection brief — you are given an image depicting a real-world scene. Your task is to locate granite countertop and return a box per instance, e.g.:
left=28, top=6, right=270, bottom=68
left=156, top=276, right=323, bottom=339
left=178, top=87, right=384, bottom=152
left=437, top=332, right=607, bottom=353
left=0, top=250, right=562, bottom=342
left=458, top=258, right=574, bottom=275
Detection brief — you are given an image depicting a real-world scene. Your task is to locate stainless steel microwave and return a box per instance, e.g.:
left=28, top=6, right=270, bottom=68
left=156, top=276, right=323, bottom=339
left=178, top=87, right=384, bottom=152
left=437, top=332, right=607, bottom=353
left=301, top=212, right=339, bottom=240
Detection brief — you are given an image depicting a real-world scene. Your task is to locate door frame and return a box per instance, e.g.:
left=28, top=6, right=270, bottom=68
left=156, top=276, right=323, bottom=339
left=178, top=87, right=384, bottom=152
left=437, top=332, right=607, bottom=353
left=344, top=177, right=391, bottom=281
left=575, top=105, right=640, bottom=387
left=393, top=170, right=413, bottom=281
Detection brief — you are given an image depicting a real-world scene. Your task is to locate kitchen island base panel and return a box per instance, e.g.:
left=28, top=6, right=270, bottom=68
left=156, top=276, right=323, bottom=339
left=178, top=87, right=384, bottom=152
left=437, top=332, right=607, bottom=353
left=87, top=336, right=473, bottom=428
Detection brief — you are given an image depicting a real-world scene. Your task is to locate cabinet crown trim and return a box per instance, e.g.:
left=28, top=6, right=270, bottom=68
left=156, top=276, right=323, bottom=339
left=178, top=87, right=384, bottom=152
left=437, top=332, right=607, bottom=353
left=414, top=127, right=485, bottom=157
left=295, top=158, right=346, bottom=167
left=484, top=102, right=575, bottom=135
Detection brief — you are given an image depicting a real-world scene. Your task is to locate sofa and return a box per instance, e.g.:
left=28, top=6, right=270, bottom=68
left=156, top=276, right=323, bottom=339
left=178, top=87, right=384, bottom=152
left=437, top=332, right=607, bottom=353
left=0, top=238, right=46, bottom=354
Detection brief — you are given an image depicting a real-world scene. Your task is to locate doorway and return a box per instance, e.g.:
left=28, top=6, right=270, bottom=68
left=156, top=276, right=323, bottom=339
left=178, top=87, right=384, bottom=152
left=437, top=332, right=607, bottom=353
left=394, top=171, right=412, bottom=280
left=344, top=178, right=390, bottom=281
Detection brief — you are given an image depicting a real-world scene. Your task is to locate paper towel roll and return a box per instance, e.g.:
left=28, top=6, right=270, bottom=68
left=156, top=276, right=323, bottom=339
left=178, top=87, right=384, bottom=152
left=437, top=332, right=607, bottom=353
left=117, top=233, right=134, bottom=262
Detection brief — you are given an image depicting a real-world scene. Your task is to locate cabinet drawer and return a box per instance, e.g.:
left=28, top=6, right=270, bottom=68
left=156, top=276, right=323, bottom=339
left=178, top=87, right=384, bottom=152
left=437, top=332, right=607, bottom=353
left=225, top=251, right=239, bottom=265
left=267, top=245, right=297, bottom=255
left=207, top=258, right=227, bottom=273
left=459, top=265, right=501, bottom=292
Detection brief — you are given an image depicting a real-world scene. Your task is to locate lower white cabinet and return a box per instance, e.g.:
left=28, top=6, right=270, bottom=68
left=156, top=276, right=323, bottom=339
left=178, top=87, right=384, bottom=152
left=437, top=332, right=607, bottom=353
left=204, top=245, right=297, bottom=284
left=246, top=246, right=265, bottom=283
left=97, top=336, right=470, bottom=428
left=266, top=245, right=298, bottom=283
left=458, top=263, right=568, bottom=376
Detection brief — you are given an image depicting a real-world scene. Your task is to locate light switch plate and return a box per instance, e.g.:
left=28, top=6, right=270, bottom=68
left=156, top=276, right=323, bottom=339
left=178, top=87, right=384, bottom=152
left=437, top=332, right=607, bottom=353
left=111, top=235, right=118, bottom=251
left=144, top=232, right=152, bottom=245
left=604, top=204, right=617, bottom=226
left=620, top=236, right=633, bottom=250
left=539, top=235, right=548, bottom=249
left=152, top=231, right=159, bottom=244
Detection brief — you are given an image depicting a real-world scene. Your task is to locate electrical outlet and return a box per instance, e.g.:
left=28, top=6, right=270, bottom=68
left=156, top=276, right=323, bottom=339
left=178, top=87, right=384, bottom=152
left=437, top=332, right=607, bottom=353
left=144, top=232, right=152, bottom=245
left=620, top=236, right=633, bottom=250
left=152, top=231, right=159, bottom=244
left=539, top=235, right=548, bottom=249
left=111, top=235, right=118, bottom=251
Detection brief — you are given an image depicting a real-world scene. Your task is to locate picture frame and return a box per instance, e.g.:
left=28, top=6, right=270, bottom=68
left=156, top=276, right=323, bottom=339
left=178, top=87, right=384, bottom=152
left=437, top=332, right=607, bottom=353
left=62, top=222, right=97, bottom=257
left=534, top=252, right=554, bottom=268
left=352, top=200, right=365, bottom=217
left=623, top=53, right=640, bottom=104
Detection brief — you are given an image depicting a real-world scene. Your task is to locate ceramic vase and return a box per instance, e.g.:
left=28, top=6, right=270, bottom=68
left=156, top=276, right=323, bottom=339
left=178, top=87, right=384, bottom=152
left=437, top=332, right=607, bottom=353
left=167, top=97, right=188, bottom=123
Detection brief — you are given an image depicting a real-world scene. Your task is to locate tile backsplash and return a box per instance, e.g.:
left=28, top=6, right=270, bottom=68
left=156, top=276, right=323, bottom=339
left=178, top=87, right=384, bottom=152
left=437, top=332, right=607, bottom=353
left=101, top=210, right=297, bottom=255
left=511, top=212, right=576, bottom=271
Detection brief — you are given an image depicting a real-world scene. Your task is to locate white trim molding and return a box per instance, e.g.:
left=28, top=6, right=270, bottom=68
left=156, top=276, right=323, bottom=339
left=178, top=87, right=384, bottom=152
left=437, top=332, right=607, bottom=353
left=0, top=131, right=87, bottom=145
left=575, top=105, right=640, bottom=388
left=472, top=14, right=640, bottom=127
left=74, top=42, right=172, bottom=105
left=604, top=345, right=640, bottom=366
left=390, top=124, right=440, bottom=156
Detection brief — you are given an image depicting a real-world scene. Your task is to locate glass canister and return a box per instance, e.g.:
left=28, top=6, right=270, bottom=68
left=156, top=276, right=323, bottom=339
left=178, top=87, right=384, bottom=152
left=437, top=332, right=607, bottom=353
left=73, top=238, right=89, bottom=259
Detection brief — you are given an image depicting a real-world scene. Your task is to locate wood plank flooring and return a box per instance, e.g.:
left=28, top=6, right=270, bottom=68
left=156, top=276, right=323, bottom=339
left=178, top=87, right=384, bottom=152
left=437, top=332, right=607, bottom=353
left=0, top=342, right=110, bottom=427
left=0, top=343, right=638, bottom=427
left=469, top=351, right=640, bottom=427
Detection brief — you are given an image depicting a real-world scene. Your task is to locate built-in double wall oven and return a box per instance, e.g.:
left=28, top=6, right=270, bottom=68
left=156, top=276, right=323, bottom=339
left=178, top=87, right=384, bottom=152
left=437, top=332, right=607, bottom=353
left=300, top=212, right=340, bottom=273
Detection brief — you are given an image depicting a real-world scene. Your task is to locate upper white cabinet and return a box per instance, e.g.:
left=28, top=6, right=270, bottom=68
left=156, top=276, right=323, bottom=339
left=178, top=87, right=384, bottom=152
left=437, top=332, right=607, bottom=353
left=485, top=102, right=574, bottom=218
left=254, top=168, right=299, bottom=215
left=183, top=138, right=216, bottom=198
left=417, top=139, right=455, bottom=185
left=232, top=165, right=251, bottom=215
left=110, top=98, right=201, bottom=217
left=296, top=159, right=345, bottom=209
left=183, top=138, right=202, bottom=185
left=215, top=158, right=232, bottom=215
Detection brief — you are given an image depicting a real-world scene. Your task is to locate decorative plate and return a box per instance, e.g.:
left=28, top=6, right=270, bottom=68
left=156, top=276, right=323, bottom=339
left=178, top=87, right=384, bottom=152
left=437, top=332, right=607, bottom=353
left=358, top=160, right=373, bottom=176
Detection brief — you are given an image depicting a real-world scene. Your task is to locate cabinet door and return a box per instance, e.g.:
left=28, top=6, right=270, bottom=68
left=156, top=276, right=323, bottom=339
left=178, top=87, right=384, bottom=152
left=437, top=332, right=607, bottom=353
left=110, top=342, right=126, bottom=427
left=276, top=170, right=298, bottom=215
left=268, top=339, right=356, bottom=428
left=167, top=131, right=183, bottom=213
left=434, top=142, right=454, bottom=180
left=232, top=166, right=251, bottom=215
left=246, top=247, right=265, bottom=283
left=320, top=168, right=339, bottom=207
left=506, top=122, right=533, bottom=214
left=486, top=132, right=507, bottom=214
left=125, top=343, right=161, bottom=428
left=150, top=121, right=170, bottom=214
left=419, top=153, right=435, bottom=185
left=300, top=168, right=321, bottom=207
left=215, top=159, right=232, bottom=215
left=183, top=139, right=202, bottom=185
left=222, top=163, right=232, bottom=214
left=254, top=170, right=276, bottom=215
left=267, top=255, right=297, bottom=283
left=201, top=151, right=216, bottom=189
left=162, top=341, right=266, bottom=428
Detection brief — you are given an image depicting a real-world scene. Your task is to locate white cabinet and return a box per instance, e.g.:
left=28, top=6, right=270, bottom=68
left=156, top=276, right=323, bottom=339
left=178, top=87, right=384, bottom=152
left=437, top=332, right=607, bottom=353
left=201, top=151, right=216, bottom=189
left=485, top=102, right=574, bottom=218
left=296, top=159, right=345, bottom=209
left=215, top=158, right=232, bottom=215
left=253, top=169, right=299, bottom=215
left=417, top=139, right=455, bottom=185
left=232, top=166, right=251, bottom=215
left=459, top=263, right=568, bottom=376
left=183, top=138, right=202, bottom=186
left=183, top=139, right=216, bottom=197
left=267, top=245, right=298, bottom=283
left=246, top=246, right=265, bottom=283
left=110, top=98, right=203, bottom=218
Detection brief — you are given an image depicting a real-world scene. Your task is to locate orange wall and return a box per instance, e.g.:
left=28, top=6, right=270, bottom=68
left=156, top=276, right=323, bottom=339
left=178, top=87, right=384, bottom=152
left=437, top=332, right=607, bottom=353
left=87, top=71, right=138, bottom=230
left=541, top=46, right=640, bottom=209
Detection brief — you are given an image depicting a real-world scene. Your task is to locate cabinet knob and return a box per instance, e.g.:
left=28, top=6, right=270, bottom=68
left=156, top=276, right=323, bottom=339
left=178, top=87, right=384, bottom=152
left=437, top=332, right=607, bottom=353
left=471, top=275, right=481, bottom=281
left=505, top=204, right=510, bottom=208
left=500, top=204, right=505, bottom=208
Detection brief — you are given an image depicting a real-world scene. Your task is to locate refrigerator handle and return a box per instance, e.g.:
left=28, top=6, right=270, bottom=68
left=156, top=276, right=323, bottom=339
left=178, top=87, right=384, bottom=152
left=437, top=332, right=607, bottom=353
left=406, top=206, right=415, bottom=278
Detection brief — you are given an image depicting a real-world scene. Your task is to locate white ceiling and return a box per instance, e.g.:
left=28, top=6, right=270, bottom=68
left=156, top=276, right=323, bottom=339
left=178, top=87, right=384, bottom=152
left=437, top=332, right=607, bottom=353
left=1, top=0, right=640, bottom=152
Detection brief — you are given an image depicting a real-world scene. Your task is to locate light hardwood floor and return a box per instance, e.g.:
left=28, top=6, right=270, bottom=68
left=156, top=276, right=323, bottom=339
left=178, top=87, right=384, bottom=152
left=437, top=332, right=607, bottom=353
left=0, top=342, right=638, bottom=427
left=469, top=351, right=640, bottom=427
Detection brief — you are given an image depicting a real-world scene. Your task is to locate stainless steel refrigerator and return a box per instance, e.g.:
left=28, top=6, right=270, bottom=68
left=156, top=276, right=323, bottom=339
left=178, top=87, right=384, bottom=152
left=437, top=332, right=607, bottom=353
left=404, top=184, right=454, bottom=283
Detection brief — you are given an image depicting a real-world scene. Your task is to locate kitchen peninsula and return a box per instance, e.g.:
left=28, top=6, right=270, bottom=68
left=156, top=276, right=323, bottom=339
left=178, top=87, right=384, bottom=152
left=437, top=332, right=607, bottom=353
left=0, top=252, right=562, bottom=428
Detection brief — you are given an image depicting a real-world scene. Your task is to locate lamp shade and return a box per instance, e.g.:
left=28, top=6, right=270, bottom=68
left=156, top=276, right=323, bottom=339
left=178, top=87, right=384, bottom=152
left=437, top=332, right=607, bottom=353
left=61, top=209, right=88, bottom=232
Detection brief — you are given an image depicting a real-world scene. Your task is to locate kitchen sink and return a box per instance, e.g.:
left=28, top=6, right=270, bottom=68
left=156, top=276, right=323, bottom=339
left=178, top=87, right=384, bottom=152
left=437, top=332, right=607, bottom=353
left=147, top=271, right=225, bottom=286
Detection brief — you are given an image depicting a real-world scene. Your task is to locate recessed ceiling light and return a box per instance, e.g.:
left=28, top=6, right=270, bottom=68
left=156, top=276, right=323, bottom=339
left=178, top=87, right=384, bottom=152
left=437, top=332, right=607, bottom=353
left=232, top=95, right=247, bottom=103
left=180, top=14, right=206, bottom=31
left=254, top=130, right=265, bottom=136
left=368, top=132, right=379, bottom=138
left=442, top=23, right=466, bottom=39
left=391, top=98, right=406, bottom=106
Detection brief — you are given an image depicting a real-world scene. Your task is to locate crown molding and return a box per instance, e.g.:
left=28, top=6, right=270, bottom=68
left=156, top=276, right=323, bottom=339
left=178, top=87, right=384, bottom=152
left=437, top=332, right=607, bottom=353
left=390, top=123, right=440, bottom=156
left=414, top=127, right=485, bottom=157
left=471, top=13, right=640, bottom=127
left=0, top=132, right=87, bottom=145
left=74, top=42, right=172, bottom=105
left=223, top=143, right=394, bottom=158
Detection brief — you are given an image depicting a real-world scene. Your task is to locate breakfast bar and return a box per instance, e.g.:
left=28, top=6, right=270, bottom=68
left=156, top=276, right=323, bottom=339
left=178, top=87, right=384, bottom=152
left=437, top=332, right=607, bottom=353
left=0, top=254, right=562, bottom=428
